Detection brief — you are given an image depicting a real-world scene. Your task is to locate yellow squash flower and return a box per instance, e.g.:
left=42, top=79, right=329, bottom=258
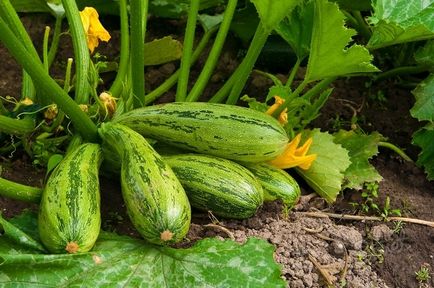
left=266, top=96, right=288, bottom=125
left=269, top=133, right=317, bottom=170
left=79, top=7, right=111, bottom=53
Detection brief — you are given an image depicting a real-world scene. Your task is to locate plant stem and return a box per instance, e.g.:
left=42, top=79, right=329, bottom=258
left=208, top=72, right=237, bottom=103
left=0, top=177, right=42, bottom=203
left=226, top=22, right=269, bottom=104
left=352, top=11, right=372, bottom=40
left=0, top=115, right=34, bottom=135
left=285, top=57, right=302, bottom=88
left=272, top=79, right=309, bottom=117
left=130, top=0, right=148, bottom=108
left=109, top=0, right=129, bottom=97
left=176, top=0, right=200, bottom=102
left=62, top=0, right=90, bottom=104
left=0, top=0, right=39, bottom=101
left=43, top=26, right=50, bottom=72
left=374, top=65, right=429, bottom=82
left=186, top=0, right=237, bottom=102
left=0, top=18, right=98, bottom=141
left=48, top=16, right=63, bottom=67
left=145, top=27, right=216, bottom=105
left=301, top=77, right=337, bottom=101
left=378, top=141, right=413, bottom=162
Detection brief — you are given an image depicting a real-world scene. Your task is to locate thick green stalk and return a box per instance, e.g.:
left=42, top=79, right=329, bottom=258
left=62, top=0, right=90, bottom=104
left=186, top=0, right=237, bottom=102
left=176, top=0, right=200, bottom=102
left=0, top=115, right=34, bottom=135
left=130, top=0, right=148, bottom=108
left=0, top=177, right=42, bottom=203
left=145, top=27, right=216, bottom=105
left=378, top=142, right=413, bottom=162
left=374, top=65, right=429, bottom=82
left=43, top=26, right=50, bottom=72
left=0, top=18, right=98, bottom=141
left=352, top=11, right=371, bottom=40
left=48, top=16, right=63, bottom=66
left=226, top=23, right=269, bottom=105
left=208, top=72, right=238, bottom=103
left=0, top=0, right=39, bottom=100
left=109, top=0, right=129, bottom=97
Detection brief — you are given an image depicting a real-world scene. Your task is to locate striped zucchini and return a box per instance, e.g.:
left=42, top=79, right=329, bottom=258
left=38, top=143, right=102, bottom=254
left=163, top=154, right=264, bottom=219
left=244, top=163, right=300, bottom=207
left=99, top=123, right=191, bottom=245
left=113, top=102, right=289, bottom=162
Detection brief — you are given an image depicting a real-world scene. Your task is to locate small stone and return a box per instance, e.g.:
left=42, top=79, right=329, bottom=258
left=371, top=224, right=393, bottom=241
left=330, top=240, right=346, bottom=257
left=303, top=274, right=314, bottom=287
left=290, top=279, right=304, bottom=288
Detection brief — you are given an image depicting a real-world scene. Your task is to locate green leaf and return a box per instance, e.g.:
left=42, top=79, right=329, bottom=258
left=275, top=0, right=314, bottom=60
left=411, top=74, right=434, bottom=122
left=46, top=154, right=63, bottom=177
left=414, top=40, right=434, bottom=67
left=0, top=212, right=286, bottom=287
left=296, top=129, right=351, bottom=202
left=230, top=3, right=260, bottom=44
left=0, top=213, right=45, bottom=253
left=368, top=0, right=434, bottom=49
left=198, top=13, right=224, bottom=32
left=144, top=36, right=183, bottom=66
left=413, top=124, right=434, bottom=180
left=10, top=0, right=49, bottom=13
left=334, top=130, right=383, bottom=189
left=149, top=0, right=224, bottom=18
left=251, top=0, right=301, bottom=32
left=305, top=0, right=379, bottom=82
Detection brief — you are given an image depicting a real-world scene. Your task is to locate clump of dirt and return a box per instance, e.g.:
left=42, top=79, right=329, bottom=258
left=187, top=202, right=388, bottom=287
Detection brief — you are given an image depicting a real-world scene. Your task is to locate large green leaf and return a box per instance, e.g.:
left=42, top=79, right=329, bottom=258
left=144, top=36, right=183, bottom=66
left=414, top=40, right=434, bottom=67
left=368, top=0, right=434, bottom=49
left=334, top=130, right=383, bottom=190
left=0, top=212, right=286, bottom=287
left=296, top=129, right=351, bottom=203
left=330, top=0, right=372, bottom=11
left=275, top=0, right=314, bottom=60
left=412, top=124, right=434, bottom=181
left=411, top=74, right=434, bottom=122
left=305, top=0, right=378, bottom=82
left=251, top=0, right=301, bottom=32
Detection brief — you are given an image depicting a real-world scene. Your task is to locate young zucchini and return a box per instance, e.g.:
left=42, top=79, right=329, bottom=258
left=163, top=154, right=264, bottom=219
left=38, top=143, right=102, bottom=254
left=243, top=163, right=300, bottom=208
left=99, top=123, right=191, bottom=245
left=113, top=102, right=289, bottom=162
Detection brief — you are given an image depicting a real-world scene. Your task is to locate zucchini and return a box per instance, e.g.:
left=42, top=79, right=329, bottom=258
left=243, top=163, right=300, bottom=207
left=99, top=123, right=191, bottom=245
left=38, top=143, right=102, bottom=254
left=113, top=102, right=289, bottom=162
left=163, top=154, right=264, bottom=219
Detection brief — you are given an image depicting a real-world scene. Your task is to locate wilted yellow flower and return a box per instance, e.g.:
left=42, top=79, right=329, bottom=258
left=79, top=7, right=111, bottom=53
left=269, top=133, right=317, bottom=170
left=99, top=92, right=117, bottom=117
left=44, top=104, right=58, bottom=120
left=20, top=98, right=34, bottom=106
left=266, top=96, right=288, bottom=125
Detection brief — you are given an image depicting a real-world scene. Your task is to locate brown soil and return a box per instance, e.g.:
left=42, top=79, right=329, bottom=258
left=1, top=14, right=433, bottom=288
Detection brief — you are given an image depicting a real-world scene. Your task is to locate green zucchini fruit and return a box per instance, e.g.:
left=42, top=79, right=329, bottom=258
left=243, top=163, right=300, bottom=207
left=163, top=154, right=264, bottom=219
left=99, top=123, right=191, bottom=245
left=38, top=143, right=102, bottom=254
left=113, top=102, right=289, bottom=162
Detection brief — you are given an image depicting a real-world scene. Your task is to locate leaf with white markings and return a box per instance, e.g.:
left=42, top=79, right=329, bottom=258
left=0, top=212, right=286, bottom=287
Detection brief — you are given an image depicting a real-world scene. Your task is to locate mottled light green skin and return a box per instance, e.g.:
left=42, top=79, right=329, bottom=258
left=38, top=143, right=102, bottom=254
left=99, top=123, right=191, bottom=245
left=113, top=102, right=289, bottom=162
left=164, top=154, right=264, bottom=219
left=243, top=163, right=301, bottom=208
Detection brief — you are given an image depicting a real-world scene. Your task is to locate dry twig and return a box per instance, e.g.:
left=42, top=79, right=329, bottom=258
left=301, top=211, right=434, bottom=228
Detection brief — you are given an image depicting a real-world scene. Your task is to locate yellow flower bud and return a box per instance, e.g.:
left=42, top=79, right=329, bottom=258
left=44, top=104, right=58, bottom=120
left=99, top=92, right=117, bottom=117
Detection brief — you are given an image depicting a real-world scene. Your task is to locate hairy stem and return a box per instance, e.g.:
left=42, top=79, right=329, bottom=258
left=378, top=141, right=413, bottom=162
